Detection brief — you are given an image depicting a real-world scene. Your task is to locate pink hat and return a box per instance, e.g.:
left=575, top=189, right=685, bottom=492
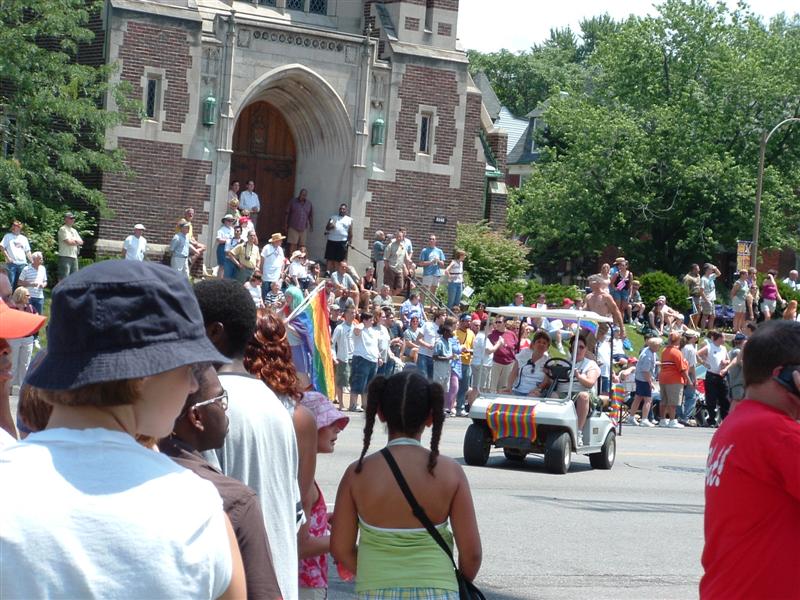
left=300, top=391, right=350, bottom=430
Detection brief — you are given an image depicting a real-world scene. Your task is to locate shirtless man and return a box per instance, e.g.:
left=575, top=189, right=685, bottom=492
left=585, top=274, right=626, bottom=341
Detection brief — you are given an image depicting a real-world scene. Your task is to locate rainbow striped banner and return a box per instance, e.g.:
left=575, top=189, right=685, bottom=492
left=609, top=384, right=626, bottom=426
left=485, top=403, right=538, bottom=443
left=288, top=284, right=335, bottom=398
left=560, top=318, right=599, bottom=336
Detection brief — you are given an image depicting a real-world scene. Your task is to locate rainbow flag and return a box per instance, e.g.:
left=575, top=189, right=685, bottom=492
left=609, top=384, right=626, bottom=426
left=288, top=286, right=335, bottom=398
left=485, top=402, right=538, bottom=442
left=560, top=318, right=599, bottom=336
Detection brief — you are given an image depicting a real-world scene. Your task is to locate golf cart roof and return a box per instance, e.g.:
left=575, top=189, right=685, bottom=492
left=487, top=306, right=614, bottom=324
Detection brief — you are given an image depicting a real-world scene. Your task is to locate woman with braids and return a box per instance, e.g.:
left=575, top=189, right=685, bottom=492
left=243, top=312, right=321, bottom=566
left=330, top=371, right=482, bottom=599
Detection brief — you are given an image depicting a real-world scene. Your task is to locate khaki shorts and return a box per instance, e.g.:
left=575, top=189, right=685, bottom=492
left=384, top=266, right=404, bottom=291
left=287, top=226, right=307, bottom=246
left=660, top=383, right=684, bottom=406
left=422, top=274, right=441, bottom=287
left=701, top=298, right=715, bottom=315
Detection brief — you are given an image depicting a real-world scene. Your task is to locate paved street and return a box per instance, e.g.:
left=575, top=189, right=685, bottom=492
left=320, top=415, right=711, bottom=600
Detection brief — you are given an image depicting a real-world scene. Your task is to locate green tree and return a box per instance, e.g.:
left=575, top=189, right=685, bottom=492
left=510, top=0, right=800, bottom=276
left=456, top=221, right=529, bottom=293
left=0, top=0, right=130, bottom=250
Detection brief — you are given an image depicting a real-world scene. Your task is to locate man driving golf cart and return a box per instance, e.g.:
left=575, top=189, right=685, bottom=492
left=539, top=332, right=600, bottom=446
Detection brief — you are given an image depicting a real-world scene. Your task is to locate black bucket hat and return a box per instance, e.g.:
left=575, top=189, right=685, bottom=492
left=26, top=260, right=229, bottom=390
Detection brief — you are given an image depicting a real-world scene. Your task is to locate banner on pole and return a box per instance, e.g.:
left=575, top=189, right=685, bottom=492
left=736, top=240, right=752, bottom=271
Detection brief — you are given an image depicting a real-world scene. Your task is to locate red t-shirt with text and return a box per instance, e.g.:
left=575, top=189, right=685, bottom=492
left=700, top=400, right=800, bottom=599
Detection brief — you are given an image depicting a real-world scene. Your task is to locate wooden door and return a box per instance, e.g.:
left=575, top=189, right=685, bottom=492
left=231, top=101, right=296, bottom=242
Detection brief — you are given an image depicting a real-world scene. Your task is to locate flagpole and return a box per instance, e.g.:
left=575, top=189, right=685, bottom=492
left=287, top=282, right=326, bottom=321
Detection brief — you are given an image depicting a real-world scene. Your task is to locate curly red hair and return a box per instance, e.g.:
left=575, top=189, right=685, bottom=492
left=244, top=312, right=301, bottom=401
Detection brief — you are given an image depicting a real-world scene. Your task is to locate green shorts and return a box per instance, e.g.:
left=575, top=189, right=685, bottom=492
left=335, top=360, right=351, bottom=387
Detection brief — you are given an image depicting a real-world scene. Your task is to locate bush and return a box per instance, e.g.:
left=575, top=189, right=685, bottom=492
left=456, top=221, right=529, bottom=293
left=638, top=271, right=691, bottom=312
left=476, top=280, right=582, bottom=308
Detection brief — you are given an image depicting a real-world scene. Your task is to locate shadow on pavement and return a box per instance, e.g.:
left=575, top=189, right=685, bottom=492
left=455, top=456, right=596, bottom=473
left=512, top=494, right=704, bottom=515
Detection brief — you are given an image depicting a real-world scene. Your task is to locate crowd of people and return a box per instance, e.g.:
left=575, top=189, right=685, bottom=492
left=0, top=258, right=482, bottom=600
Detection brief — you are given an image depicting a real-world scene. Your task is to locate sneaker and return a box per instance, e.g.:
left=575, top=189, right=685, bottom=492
left=33, top=339, right=41, bottom=350
left=668, top=419, right=684, bottom=428
left=639, top=419, right=654, bottom=427
left=626, top=415, right=638, bottom=426
left=458, top=409, right=469, bottom=417
left=658, top=419, right=669, bottom=427
left=685, top=419, right=697, bottom=427
left=577, top=432, right=584, bottom=446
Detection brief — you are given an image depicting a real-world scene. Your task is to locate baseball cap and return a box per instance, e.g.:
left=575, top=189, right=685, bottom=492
left=64, top=212, right=75, bottom=219
left=460, top=314, right=471, bottom=322
left=299, top=391, right=349, bottom=431
left=562, top=298, right=575, bottom=307
left=25, top=260, right=229, bottom=390
left=0, top=300, right=46, bottom=339
left=133, top=223, right=146, bottom=230
left=734, top=333, right=747, bottom=342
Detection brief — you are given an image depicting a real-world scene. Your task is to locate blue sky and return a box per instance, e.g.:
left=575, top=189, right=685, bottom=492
left=457, top=0, right=800, bottom=53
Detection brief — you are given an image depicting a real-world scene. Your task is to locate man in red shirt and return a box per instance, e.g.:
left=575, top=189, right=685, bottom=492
left=487, top=317, right=518, bottom=392
left=700, top=320, right=800, bottom=599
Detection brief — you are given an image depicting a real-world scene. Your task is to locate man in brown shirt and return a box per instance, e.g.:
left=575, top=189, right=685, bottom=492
left=159, top=364, right=281, bottom=600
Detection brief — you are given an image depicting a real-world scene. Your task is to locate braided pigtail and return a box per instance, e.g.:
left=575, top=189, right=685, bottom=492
left=427, top=380, right=445, bottom=474
left=356, top=376, right=385, bottom=473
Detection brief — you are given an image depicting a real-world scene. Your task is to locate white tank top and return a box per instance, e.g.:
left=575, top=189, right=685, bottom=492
left=705, top=342, right=727, bottom=374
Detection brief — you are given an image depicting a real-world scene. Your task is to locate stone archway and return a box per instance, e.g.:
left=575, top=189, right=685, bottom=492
left=230, top=65, right=353, bottom=261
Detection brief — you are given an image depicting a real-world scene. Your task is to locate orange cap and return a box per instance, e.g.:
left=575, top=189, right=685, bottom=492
left=0, top=300, right=46, bottom=339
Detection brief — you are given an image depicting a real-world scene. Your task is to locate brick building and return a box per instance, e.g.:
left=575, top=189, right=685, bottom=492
left=93, top=0, right=507, bottom=268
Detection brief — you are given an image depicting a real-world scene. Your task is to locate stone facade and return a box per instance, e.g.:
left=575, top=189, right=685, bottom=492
left=94, top=0, right=507, bottom=267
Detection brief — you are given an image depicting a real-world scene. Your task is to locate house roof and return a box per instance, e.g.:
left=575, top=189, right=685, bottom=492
left=495, top=107, right=528, bottom=156
left=507, top=119, right=541, bottom=166
left=472, top=72, right=501, bottom=121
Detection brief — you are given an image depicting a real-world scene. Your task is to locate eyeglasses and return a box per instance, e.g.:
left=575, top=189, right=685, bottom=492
left=190, top=390, right=228, bottom=412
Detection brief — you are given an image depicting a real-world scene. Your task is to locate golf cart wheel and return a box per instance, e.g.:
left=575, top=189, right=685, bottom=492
left=503, top=448, right=526, bottom=462
left=463, top=423, right=491, bottom=466
left=589, top=430, right=616, bottom=470
left=544, top=431, right=571, bottom=474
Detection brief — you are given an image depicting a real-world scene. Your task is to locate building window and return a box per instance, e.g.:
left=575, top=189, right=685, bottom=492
left=425, top=0, right=434, bottom=31
left=258, top=0, right=277, bottom=5
left=286, top=0, right=303, bottom=9
left=145, top=77, right=161, bottom=120
left=419, top=112, right=433, bottom=154
left=309, top=0, right=327, bottom=14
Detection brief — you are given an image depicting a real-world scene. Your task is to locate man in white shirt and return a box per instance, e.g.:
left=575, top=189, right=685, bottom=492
left=2, top=220, right=32, bottom=289
left=350, top=312, right=379, bottom=412
left=783, top=270, right=799, bottom=292
left=324, top=203, right=352, bottom=274
left=195, top=279, right=302, bottom=600
left=331, top=306, right=355, bottom=407
left=260, top=232, right=286, bottom=300
left=239, top=180, right=261, bottom=227
left=121, top=224, right=147, bottom=261
left=701, top=263, right=721, bottom=330
left=416, top=310, right=445, bottom=379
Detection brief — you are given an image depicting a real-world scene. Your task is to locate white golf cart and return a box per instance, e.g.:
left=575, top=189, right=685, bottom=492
left=463, top=306, right=617, bottom=474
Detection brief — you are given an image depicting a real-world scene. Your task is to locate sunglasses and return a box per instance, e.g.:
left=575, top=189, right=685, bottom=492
left=189, top=390, right=228, bottom=412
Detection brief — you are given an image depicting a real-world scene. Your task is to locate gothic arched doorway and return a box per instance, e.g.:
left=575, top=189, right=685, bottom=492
left=231, top=101, right=296, bottom=242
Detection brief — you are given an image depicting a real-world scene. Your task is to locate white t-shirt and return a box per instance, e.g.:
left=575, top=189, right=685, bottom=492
left=2, top=233, right=30, bottom=264
left=353, top=323, right=380, bottom=362
left=417, top=321, right=439, bottom=358
left=288, top=260, right=307, bottom=280
left=123, top=235, right=147, bottom=261
left=512, top=349, right=549, bottom=393
left=682, top=343, right=697, bottom=368
left=204, top=373, right=301, bottom=600
left=216, top=225, right=234, bottom=246
left=261, top=244, right=285, bottom=283
left=705, top=342, right=728, bottom=374
left=701, top=274, right=717, bottom=302
left=557, top=357, right=599, bottom=394
left=1, top=428, right=231, bottom=599
left=18, top=264, right=47, bottom=299
left=471, top=331, right=494, bottom=367
left=327, top=214, right=352, bottom=242
left=331, top=321, right=354, bottom=361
